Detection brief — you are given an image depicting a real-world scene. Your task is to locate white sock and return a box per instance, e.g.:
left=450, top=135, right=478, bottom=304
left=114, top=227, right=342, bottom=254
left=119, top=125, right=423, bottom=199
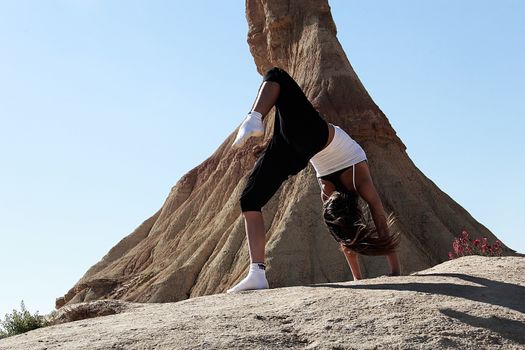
left=231, top=111, right=264, bottom=148
left=226, top=263, right=269, bottom=293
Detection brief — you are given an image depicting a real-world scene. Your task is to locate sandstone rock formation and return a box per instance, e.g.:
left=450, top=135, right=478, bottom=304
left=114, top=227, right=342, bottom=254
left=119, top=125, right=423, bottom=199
left=55, top=0, right=513, bottom=308
left=5, top=257, right=525, bottom=349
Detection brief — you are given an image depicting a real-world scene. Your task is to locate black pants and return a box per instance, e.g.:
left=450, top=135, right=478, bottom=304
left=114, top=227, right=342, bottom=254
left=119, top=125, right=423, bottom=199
left=240, top=67, right=329, bottom=212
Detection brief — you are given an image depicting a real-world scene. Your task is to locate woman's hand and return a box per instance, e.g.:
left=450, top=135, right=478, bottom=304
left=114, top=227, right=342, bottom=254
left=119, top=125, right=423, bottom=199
left=318, top=178, right=335, bottom=203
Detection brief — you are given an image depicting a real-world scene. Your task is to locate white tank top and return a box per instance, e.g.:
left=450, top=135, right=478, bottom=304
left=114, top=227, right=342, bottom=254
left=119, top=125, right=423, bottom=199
left=309, top=124, right=367, bottom=178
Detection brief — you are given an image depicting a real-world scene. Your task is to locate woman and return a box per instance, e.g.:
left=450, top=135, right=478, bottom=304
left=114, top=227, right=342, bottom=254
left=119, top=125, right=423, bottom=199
left=227, top=67, right=400, bottom=293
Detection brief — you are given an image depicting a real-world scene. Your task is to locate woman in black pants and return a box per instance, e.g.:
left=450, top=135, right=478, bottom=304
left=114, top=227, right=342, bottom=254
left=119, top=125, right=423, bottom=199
left=228, top=67, right=400, bottom=293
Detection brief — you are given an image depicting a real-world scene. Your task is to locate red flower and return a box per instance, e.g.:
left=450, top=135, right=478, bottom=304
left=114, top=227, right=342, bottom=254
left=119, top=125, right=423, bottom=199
left=493, top=240, right=502, bottom=256
left=481, top=237, right=488, bottom=253
left=453, top=238, right=464, bottom=256
left=449, top=231, right=502, bottom=259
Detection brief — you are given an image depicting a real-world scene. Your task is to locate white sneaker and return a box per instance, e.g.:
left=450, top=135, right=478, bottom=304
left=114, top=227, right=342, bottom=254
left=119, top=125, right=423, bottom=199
left=227, top=263, right=269, bottom=293
left=227, top=272, right=269, bottom=293
left=232, top=111, right=264, bottom=149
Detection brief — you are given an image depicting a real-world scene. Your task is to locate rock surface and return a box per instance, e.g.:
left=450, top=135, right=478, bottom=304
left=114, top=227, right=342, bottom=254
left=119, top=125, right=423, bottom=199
left=56, top=0, right=514, bottom=309
left=3, top=256, right=525, bottom=350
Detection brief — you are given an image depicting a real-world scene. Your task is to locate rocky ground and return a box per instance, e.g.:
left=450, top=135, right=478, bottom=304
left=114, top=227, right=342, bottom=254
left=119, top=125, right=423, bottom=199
left=1, top=256, right=524, bottom=350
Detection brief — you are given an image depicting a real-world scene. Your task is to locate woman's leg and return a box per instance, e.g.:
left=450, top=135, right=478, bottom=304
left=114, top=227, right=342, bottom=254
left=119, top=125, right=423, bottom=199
left=228, top=148, right=290, bottom=293
left=232, top=81, right=280, bottom=148
left=251, top=81, right=280, bottom=117
left=225, top=211, right=268, bottom=293
left=261, top=67, right=329, bottom=157
left=229, top=67, right=325, bottom=292
left=243, top=211, right=266, bottom=263
left=227, top=80, right=285, bottom=293
left=238, top=80, right=281, bottom=265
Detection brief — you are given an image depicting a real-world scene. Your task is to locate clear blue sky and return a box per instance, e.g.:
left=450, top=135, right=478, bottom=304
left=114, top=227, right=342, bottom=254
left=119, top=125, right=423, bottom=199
left=1, top=1, right=523, bottom=319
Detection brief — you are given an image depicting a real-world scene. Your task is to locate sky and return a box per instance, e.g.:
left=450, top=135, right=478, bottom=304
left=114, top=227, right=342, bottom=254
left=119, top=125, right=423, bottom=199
left=0, top=1, right=524, bottom=319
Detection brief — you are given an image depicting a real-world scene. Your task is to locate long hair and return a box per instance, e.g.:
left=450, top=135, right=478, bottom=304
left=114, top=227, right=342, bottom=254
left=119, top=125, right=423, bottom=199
left=323, top=191, right=400, bottom=256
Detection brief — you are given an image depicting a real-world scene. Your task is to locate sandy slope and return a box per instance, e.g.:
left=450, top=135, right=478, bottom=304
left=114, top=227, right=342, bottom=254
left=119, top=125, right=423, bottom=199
left=2, top=256, right=524, bottom=350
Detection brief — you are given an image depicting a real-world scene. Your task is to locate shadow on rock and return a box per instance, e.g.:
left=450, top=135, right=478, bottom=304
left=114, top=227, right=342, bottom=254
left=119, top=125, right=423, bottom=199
left=440, top=308, right=525, bottom=345
left=309, top=273, right=525, bottom=314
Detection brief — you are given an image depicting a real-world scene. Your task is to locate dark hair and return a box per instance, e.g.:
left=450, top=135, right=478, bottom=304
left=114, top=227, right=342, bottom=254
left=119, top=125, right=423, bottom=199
left=323, top=191, right=400, bottom=256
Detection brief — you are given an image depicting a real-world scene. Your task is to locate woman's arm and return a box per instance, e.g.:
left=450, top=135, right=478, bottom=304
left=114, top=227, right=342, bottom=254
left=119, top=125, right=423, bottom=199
left=318, top=178, right=335, bottom=202
left=344, top=162, right=401, bottom=276
left=318, top=179, right=363, bottom=279
left=341, top=245, right=362, bottom=280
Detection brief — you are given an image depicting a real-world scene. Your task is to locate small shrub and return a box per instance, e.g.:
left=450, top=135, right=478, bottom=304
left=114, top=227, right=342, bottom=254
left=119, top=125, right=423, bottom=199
left=0, top=300, right=48, bottom=338
left=448, top=230, right=502, bottom=260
